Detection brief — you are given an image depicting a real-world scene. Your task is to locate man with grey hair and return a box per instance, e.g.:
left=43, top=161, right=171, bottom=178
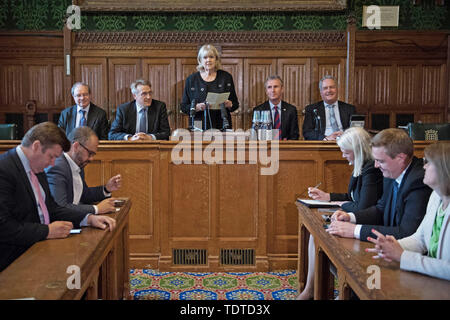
left=108, top=79, right=170, bottom=140
left=46, top=126, right=122, bottom=215
left=252, top=75, right=299, bottom=140
left=58, top=82, right=109, bottom=140
left=302, top=75, right=355, bottom=141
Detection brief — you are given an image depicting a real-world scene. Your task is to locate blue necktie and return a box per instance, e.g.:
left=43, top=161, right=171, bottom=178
left=390, top=181, right=399, bottom=226
left=139, top=108, right=147, bottom=133
left=79, top=110, right=87, bottom=127
left=327, top=104, right=339, bottom=133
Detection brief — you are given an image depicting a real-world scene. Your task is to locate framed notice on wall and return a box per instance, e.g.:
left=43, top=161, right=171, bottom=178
left=74, top=0, right=347, bottom=12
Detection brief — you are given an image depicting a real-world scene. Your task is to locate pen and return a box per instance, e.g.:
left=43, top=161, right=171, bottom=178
left=312, top=182, right=322, bottom=189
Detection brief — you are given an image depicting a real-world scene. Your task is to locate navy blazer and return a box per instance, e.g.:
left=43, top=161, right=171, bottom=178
left=330, top=160, right=383, bottom=212
left=58, top=103, right=109, bottom=140
left=302, top=100, right=355, bottom=140
left=252, top=100, right=300, bottom=140
left=0, top=148, right=86, bottom=271
left=108, top=100, right=171, bottom=141
left=355, top=156, right=432, bottom=242
left=46, top=154, right=107, bottom=215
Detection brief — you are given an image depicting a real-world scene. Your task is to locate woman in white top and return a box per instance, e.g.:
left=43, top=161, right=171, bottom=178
left=367, top=141, right=450, bottom=281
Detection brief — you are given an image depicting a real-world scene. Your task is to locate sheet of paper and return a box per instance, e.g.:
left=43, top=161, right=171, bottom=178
left=206, top=92, right=230, bottom=110
left=297, top=199, right=341, bottom=208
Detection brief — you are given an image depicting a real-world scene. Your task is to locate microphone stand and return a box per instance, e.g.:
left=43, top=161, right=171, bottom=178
left=220, top=103, right=231, bottom=132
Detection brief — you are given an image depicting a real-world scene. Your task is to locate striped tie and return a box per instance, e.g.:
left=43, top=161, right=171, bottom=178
left=327, top=104, right=339, bottom=133
left=273, top=105, right=281, bottom=140
left=29, top=170, right=50, bottom=225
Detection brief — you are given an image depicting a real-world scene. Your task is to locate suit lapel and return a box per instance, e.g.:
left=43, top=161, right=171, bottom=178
left=70, top=106, right=78, bottom=130
left=319, top=102, right=326, bottom=134
left=86, top=105, right=97, bottom=128
left=129, top=102, right=137, bottom=133
left=147, top=101, right=158, bottom=133
left=280, top=101, right=287, bottom=137
left=61, top=155, right=75, bottom=203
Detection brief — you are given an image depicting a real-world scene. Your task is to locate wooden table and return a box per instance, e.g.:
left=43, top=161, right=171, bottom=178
left=297, top=202, right=450, bottom=300
left=0, top=198, right=131, bottom=300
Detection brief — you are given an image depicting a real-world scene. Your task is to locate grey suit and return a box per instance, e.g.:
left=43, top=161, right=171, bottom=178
left=46, top=154, right=107, bottom=215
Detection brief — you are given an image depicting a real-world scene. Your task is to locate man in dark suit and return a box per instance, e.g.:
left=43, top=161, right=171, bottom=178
left=0, top=122, right=116, bottom=272
left=58, top=82, right=109, bottom=140
left=108, top=79, right=171, bottom=141
left=302, top=75, right=355, bottom=141
left=46, top=126, right=122, bottom=215
left=327, top=128, right=432, bottom=242
left=252, top=75, right=299, bottom=140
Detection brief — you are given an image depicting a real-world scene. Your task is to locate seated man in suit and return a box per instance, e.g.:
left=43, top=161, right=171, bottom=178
left=302, top=75, right=355, bottom=141
left=58, top=82, right=109, bottom=140
left=46, top=126, right=122, bottom=215
left=108, top=79, right=171, bottom=141
left=326, top=128, right=432, bottom=242
left=252, top=75, right=299, bottom=140
left=0, top=122, right=116, bottom=272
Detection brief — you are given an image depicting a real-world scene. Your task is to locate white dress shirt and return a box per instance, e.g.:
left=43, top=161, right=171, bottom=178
left=76, top=104, right=91, bottom=127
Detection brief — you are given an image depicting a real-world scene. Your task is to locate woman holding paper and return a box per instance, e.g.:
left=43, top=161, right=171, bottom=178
left=180, top=44, right=239, bottom=130
left=366, top=142, right=450, bottom=281
left=297, top=127, right=383, bottom=300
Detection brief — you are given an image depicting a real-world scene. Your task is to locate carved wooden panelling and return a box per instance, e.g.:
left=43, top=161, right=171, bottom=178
left=217, top=164, right=258, bottom=239
left=28, top=65, right=49, bottom=107
left=52, top=65, right=64, bottom=108
left=0, top=64, right=23, bottom=106
left=422, top=65, right=445, bottom=106
left=169, top=164, right=210, bottom=239
left=222, top=58, right=244, bottom=129
left=176, top=58, right=197, bottom=128
left=142, top=59, right=176, bottom=128
left=373, top=66, right=391, bottom=106
left=244, top=59, right=276, bottom=120
left=277, top=59, right=310, bottom=111
left=354, top=65, right=369, bottom=107
left=75, top=58, right=108, bottom=111
left=397, top=65, right=416, bottom=106
left=109, top=59, right=140, bottom=110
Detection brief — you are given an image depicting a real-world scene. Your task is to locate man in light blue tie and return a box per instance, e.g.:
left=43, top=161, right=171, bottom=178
left=302, top=75, right=356, bottom=141
left=109, top=79, right=171, bottom=141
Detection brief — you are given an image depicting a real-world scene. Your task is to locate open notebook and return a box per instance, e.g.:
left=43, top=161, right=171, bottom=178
left=297, top=198, right=341, bottom=208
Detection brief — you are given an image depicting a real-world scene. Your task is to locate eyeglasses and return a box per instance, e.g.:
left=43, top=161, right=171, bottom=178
left=79, top=142, right=96, bottom=158
left=423, top=157, right=429, bottom=165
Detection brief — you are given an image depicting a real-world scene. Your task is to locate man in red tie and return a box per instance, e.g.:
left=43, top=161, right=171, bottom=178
left=252, top=75, right=299, bottom=140
left=0, top=122, right=116, bottom=272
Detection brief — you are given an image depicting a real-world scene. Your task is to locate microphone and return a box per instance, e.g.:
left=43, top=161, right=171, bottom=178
left=190, top=99, right=196, bottom=117
left=313, top=109, right=321, bottom=133
left=220, top=102, right=230, bottom=131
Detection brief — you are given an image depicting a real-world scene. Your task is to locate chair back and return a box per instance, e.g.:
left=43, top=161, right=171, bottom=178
left=0, top=124, right=18, bottom=140
left=407, top=123, right=450, bottom=141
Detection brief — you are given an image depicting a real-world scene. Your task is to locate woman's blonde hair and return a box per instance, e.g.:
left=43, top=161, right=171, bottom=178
left=424, top=142, right=450, bottom=196
left=337, top=127, right=373, bottom=177
left=196, top=44, right=222, bottom=72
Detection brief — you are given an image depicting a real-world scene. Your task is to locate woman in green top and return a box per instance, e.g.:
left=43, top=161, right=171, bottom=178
left=367, top=141, right=450, bottom=281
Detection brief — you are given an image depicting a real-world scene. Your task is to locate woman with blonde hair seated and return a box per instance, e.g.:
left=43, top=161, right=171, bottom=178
left=367, top=141, right=450, bottom=281
left=297, top=127, right=383, bottom=299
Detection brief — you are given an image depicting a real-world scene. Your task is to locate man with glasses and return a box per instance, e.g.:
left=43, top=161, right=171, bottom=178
left=108, top=79, right=171, bottom=141
left=58, top=82, right=109, bottom=140
left=46, top=126, right=122, bottom=215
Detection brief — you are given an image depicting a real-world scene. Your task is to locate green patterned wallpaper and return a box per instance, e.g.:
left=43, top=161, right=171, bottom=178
left=0, top=0, right=449, bottom=31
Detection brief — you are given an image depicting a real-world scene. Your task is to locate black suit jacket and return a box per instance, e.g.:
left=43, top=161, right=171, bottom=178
left=302, top=101, right=355, bottom=140
left=330, top=160, right=383, bottom=212
left=355, top=156, right=432, bottom=242
left=252, top=101, right=300, bottom=140
left=0, top=148, right=87, bottom=271
left=58, top=104, right=109, bottom=140
left=46, top=154, right=107, bottom=215
left=108, top=100, right=171, bottom=141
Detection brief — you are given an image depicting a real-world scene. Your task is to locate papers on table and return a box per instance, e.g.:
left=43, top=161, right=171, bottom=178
left=297, top=199, right=341, bottom=208
left=206, top=92, right=230, bottom=110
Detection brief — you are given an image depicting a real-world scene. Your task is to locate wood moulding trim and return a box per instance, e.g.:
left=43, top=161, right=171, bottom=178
left=73, top=31, right=346, bottom=50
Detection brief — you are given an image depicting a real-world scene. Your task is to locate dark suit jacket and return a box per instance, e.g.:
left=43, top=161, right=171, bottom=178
left=252, top=101, right=300, bottom=140
left=0, top=148, right=86, bottom=271
left=108, top=100, right=171, bottom=141
left=46, top=154, right=107, bottom=215
left=330, top=160, right=383, bottom=212
left=354, top=156, right=432, bottom=242
left=58, top=103, right=109, bottom=140
left=302, top=101, right=356, bottom=140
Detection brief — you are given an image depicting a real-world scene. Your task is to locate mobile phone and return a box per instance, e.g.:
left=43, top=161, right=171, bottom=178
left=70, top=229, right=82, bottom=234
left=322, top=214, right=331, bottom=223
left=114, top=199, right=125, bottom=207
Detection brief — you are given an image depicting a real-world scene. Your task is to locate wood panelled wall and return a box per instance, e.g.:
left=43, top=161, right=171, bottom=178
left=0, top=30, right=448, bottom=137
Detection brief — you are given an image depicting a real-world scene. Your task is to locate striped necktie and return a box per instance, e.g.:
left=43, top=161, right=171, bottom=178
left=29, top=170, right=50, bottom=225
left=79, top=110, right=87, bottom=127
left=327, top=104, right=339, bottom=133
left=273, top=105, right=281, bottom=140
